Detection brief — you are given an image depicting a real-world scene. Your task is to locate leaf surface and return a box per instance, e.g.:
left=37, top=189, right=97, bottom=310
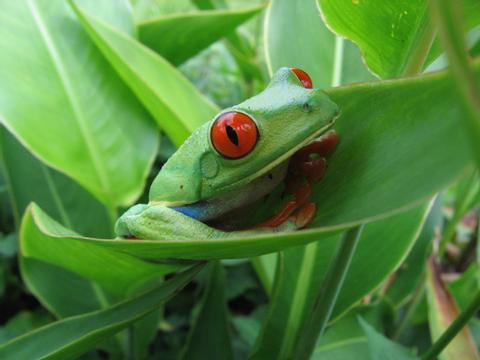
left=0, top=0, right=158, bottom=207
left=138, top=6, right=264, bottom=66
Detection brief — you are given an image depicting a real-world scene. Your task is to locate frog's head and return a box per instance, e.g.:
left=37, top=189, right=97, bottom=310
left=149, top=67, right=339, bottom=206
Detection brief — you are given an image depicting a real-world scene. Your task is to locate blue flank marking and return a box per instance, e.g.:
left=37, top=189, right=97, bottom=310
left=172, top=204, right=205, bottom=220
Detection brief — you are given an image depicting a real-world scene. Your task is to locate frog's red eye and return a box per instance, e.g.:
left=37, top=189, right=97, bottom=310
left=290, top=67, right=313, bottom=89
left=211, top=111, right=258, bottom=159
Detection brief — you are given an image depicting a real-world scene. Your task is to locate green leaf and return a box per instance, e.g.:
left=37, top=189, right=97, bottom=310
left=0, top=126, right=115, bottom=317
left=0, top=310, right=52, bottom=345
left=250, top=204, right=429, bottom=360
left=265, top=0, right=374, bottom=87
left=359, top=317, right=419, bottom=360
left=0, top=126, right=111, bottom=236
left=317, top=68, right=473, bottom=228
left=19, top=61, right=478, bottom=261
left=138, top=6, right=264, bottom=66
left=132, top=0, right=195, bottom=22
left=20, top=259, right=107, bottom=318
left=20, top=204, right=187, bottom=297
left=71, top=0, right=219, bottom=147
left=318, top=0, right=434, bottom=78
left=0, top=265, right=203, bottom=360
left=0, top=0, right=158, bottom=208
left=181, top=262, right=234, bottom=360
left=425, top=256, right=480, bottom=360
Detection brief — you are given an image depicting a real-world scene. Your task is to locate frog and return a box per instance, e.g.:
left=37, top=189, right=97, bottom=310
left=115, top=67, right=340, bottom=241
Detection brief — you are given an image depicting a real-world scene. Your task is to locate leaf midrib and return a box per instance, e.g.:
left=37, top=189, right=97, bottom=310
left=26, top=0, right=111, bottom=202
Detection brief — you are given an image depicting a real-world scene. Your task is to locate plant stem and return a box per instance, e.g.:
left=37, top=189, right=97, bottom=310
left=392, top=273, right=426, bottom=340
left=429, top=0, right=480, bottom=168
left=402, top=12, right=436, bottom=76
left=293, top=225, right=363, bottom=360
left=127, top=325, right=137, bottom=360
left=421, top=290, right=480, bottom=360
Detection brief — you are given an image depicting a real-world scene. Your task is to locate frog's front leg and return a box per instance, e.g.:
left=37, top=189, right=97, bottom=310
left=115, top=203, right=306, bottom=241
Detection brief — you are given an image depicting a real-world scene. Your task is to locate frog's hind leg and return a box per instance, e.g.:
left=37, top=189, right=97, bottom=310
left=255, top=130, right=338, bottom=230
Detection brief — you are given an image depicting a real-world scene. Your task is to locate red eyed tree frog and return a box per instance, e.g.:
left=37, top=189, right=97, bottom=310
left=115, top=67, right=339, bottom=241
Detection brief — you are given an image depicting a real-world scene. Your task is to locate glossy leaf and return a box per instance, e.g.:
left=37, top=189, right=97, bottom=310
left=138, top=6, right=264, bottom=66
left=250, top=204, right=429, bottom=360
left=316, top=69, right=473, bottom=228
left=0, top=0, right=158, bottom=208
left=265, top=0, right=332, bottom=86
left=0, top=126, right=111, bottom=236
left=265, top=0, right=374, bottom=87
left=0, top=127, right=116, bottom=317
left=0, top=265, right=203, bottom=360
left=20, top=204, right=187, bottom=297
left=318, top=0, right=433, bottom=78
left=181, top=262, right=233, bottom=360
left=425, top=256, right=479, bottom=360
left=18, top=65, right=477, bottom=260
left=71, top=0, right=219, bottom=147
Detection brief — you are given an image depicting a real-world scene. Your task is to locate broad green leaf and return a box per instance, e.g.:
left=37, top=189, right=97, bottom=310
left=0, top=310, right=52, bottom=345
left=0, top=127, right=114, bottom=317
left=71, top=0, right=219, bottom=147
left=315, top=68, right=473, bottom=228
left=359, top=318, right=419, bottom=360
left=318, top=0, right=432, bottom=79
left=265, top=0, right=373, bottom=87
left=191, top=0, right=265, bottom=82
left=138, top=6, right=264, bottom=66
left=0, top=265, right=203, bottom=360
left=20, top=204, right=187, bottom=297
left=21, top=259, right=106, bottom=318
left=430, top=0, right=480, bottom=167
left=181, top=262, right=234, bottom=360
left=250, top=204, right=429, bottom=360
left=265, top=0, right=332, bottom=87
left=426, top=256, right=479, bottom=360
left=19, top=62, right=477, bottom=261
left=0, top=126, right=111, bottom=236
left=132, top=0, right=195, bottom=22
left=0, top=132, right=102, bottom=318
left=0, top=0, right=158, bottom=208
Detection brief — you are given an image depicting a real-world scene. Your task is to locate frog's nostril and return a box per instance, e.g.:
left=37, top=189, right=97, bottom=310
left=302, top=102, right=312, bottom=113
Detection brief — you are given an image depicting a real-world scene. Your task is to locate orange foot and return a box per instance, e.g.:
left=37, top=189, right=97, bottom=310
left=256, top=130, right=339, bottom=229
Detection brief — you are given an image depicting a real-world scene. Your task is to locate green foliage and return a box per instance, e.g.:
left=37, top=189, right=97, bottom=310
left=0, top=0, right=480, bottom=358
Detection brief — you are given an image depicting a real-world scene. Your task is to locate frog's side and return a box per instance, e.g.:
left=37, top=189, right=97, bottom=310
left=115, top=67, right=339, bottom=241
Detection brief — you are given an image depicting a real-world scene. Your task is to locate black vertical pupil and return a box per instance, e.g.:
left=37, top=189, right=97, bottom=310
left=226, top=125, right=239, bottom=146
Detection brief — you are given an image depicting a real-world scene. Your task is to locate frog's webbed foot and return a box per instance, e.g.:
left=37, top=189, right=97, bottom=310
left=255, top=130, right=338, bottom=230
